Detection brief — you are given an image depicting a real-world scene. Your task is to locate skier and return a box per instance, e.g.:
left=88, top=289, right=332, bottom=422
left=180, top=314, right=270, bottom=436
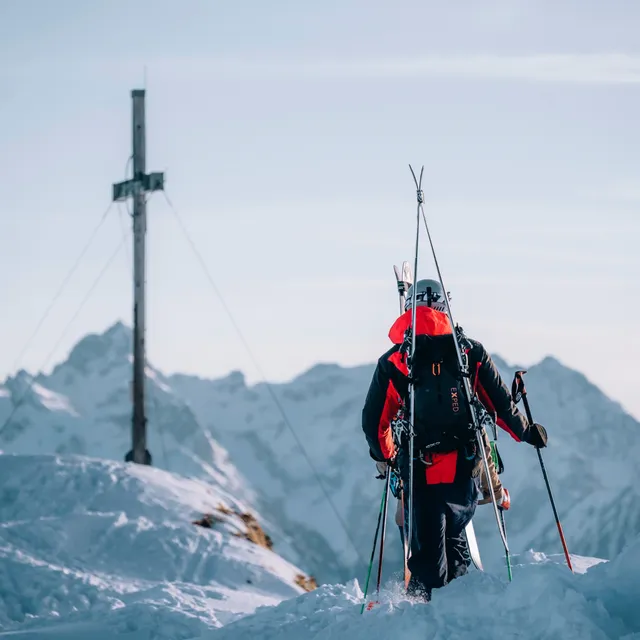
left=361, top=278, right=547, bottom=601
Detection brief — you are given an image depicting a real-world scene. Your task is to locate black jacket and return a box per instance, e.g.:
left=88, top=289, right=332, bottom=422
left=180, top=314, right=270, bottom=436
left=361, top=307, right=533, bottom=483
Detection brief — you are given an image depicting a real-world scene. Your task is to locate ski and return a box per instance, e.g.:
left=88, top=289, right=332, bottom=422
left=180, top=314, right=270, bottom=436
left=408, top=163, right=510, bottom=560
left=392, top=262, right=413, bottom=588
left=393, top=260, right=414, bottom=308
left=464, top=521, right=483, bottom=571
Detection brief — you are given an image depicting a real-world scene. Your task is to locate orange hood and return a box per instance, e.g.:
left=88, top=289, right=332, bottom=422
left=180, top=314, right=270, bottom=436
left=388, top=306, right=453, bottom=344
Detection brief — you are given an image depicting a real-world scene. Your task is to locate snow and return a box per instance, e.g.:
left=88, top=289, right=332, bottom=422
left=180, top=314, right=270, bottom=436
left=2, top=453, right=639, bottom=639
left=2, top=322, right=640, bottom=588
left=204, top=540, right=640, bottom=640
left=0, top=453, right=309, bottom=638
left=31, top=382, right=78, bottom=414
left=514, top=549, right=606, bottom=573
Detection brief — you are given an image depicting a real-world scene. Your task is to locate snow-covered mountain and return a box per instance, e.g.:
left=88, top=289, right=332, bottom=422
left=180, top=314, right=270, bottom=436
left=0, top=453, right=313, bottom=638
left=0, top=322, right=264, bottom=508
left=3, top=455, right=638, bottom=639
left=0, top=323, right=303, bottom=571
left=471, top=354, right=640, bottom=568
left=2, top=322, right=639, bottom=586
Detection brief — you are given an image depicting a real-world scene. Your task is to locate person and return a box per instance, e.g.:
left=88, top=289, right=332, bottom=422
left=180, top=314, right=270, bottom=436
left=361, top=278, right=547, bottom=601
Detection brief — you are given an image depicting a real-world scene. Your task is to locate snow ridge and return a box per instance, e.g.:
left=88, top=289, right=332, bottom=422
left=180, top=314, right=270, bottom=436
left=0, top=453, right=309, bottom=638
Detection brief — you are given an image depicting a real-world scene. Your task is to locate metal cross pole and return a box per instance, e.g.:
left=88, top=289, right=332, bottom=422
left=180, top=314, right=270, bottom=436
left=113, top=89, right=164, bottom=466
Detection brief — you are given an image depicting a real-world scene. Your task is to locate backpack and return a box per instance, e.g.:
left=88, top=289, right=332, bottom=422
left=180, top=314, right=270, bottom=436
left=408, top=334, right=475, bottom=453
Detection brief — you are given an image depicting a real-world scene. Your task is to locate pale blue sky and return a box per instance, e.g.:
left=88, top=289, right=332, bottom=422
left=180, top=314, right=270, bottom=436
left=1, top=1, right=639, bottom=418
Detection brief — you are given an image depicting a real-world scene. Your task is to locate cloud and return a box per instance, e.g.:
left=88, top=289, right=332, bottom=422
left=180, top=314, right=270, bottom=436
left=196, top=53, right=640, bottom=85
left=8, top=52, right=640, bottom=86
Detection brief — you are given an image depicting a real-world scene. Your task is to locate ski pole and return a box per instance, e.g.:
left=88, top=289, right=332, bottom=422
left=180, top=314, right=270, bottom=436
left=374, top=470, right=391, bottom=599
left=489, top=416, right=511, bottom=581
left=361, top=473, right=390, bottom=614
left=406, top=165, right=423, bottom=572
left=499, top=509, right=513, bottom=581
left=474, top=427, right=509, bottom=552
left=399, top=485, right=410, bottom=588
left=512, top=370, right=574, bottom=573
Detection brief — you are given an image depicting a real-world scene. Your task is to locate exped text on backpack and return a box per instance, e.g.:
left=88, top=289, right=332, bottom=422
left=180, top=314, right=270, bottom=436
left=408, top=334, right=475, bottom=453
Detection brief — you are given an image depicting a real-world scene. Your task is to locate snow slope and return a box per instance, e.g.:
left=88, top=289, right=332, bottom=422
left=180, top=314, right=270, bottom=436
left=0, top=324, right=309, bottom=564
left=170, top=362, right=377, bottom=583
left=203, top=535, right=640, bottom=640
left=0, top=453, right=312, bottom=638
left=2, top=322, right=639, bottom=586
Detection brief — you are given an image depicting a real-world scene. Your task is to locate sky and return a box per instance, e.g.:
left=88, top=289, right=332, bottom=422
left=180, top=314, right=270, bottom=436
left=1, top=0, right=639, bottom=419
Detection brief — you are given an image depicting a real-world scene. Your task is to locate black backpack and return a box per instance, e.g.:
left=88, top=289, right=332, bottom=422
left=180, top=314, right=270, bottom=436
left=408, top=334, right=475, bottom=453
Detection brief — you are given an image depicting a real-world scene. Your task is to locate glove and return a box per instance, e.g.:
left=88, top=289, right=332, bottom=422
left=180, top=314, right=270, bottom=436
left=498, top=488, right=511, bottom=511
left=526, top=423, right=548, bottom=448
left=375, top=461, right=388, bottom=479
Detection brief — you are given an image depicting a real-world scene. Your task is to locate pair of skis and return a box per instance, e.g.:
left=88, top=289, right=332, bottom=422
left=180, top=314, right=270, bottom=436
left=407, top=164, right=512, bottom=574
left=392, top=261, right=484, bottom=575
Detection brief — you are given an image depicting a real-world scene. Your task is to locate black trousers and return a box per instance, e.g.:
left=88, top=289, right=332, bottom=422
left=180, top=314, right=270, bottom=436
left=402, top=473, right=479, bottom=595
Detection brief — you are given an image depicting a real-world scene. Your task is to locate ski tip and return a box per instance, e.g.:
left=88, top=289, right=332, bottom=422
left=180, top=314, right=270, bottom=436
left=402, top=262, right=413, bottom=286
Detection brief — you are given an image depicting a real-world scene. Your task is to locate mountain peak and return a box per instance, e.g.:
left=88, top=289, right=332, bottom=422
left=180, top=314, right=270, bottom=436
left=537, top=354, right=564, bottom=369
left=296, top=363, right=344, bottom=382
left=104, top=320, right=131, bottom=340
left=532, top=355, right=585, bottom=381
left=62, top=321, right=132, bottom=374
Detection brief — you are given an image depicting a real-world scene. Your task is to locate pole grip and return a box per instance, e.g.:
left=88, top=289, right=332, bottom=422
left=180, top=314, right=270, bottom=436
left=521, top=393, right=535, bottom=426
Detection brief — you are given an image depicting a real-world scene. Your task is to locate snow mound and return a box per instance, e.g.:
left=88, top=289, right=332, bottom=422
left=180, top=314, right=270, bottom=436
left=514, top=549, right=606, bottom=573
left=206, top=539, right=640, bottom=640
left=0, top=453, right=310, bottom=638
